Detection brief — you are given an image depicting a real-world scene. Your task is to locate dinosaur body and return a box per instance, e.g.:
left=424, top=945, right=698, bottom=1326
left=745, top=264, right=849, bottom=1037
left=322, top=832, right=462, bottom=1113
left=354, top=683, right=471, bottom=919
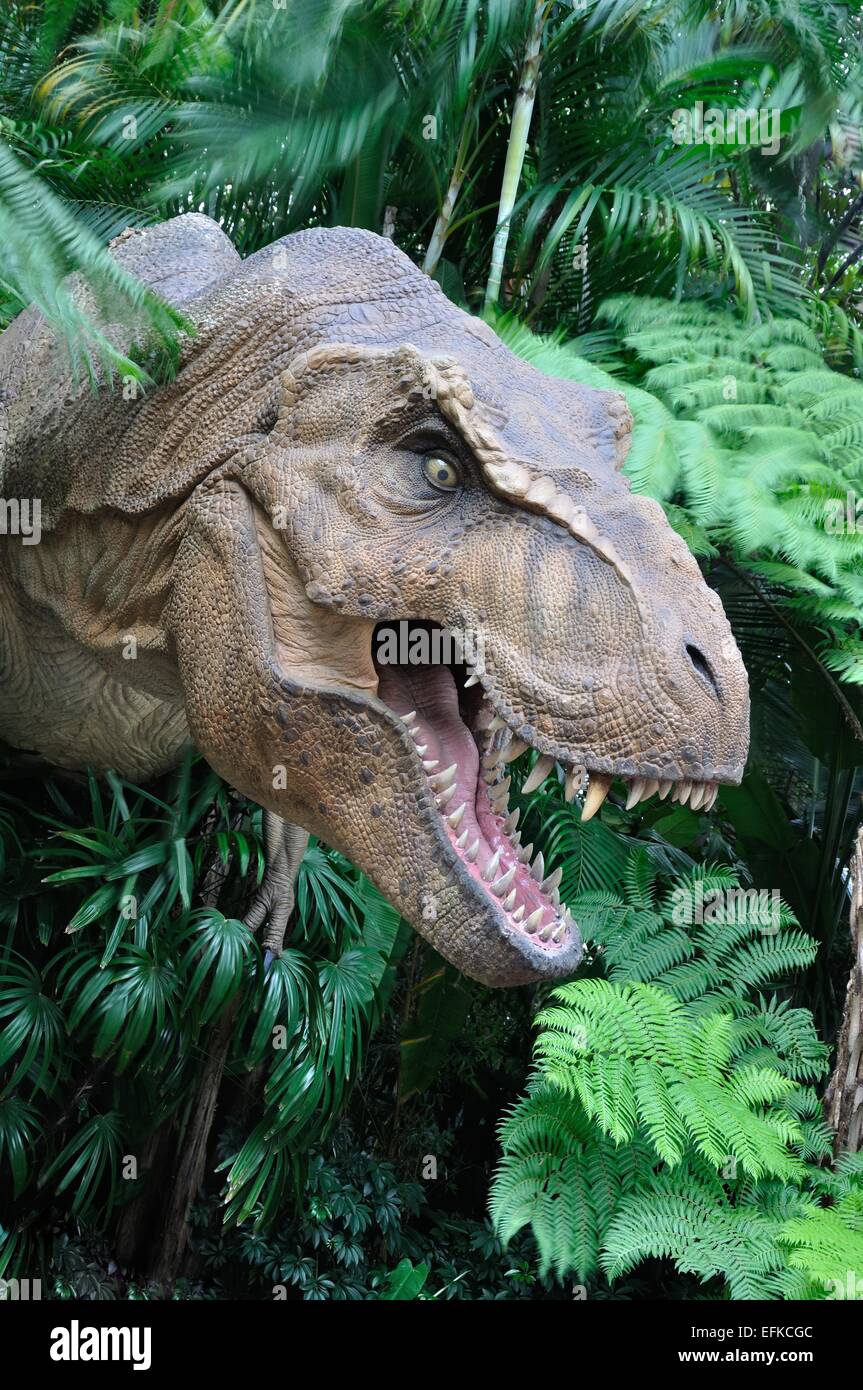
left=0, top=214, right=749, bottom=984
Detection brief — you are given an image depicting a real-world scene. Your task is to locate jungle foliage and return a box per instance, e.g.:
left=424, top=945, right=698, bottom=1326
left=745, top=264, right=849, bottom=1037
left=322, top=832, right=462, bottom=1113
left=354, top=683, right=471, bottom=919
left=1, top=0, right=863, bottom=1300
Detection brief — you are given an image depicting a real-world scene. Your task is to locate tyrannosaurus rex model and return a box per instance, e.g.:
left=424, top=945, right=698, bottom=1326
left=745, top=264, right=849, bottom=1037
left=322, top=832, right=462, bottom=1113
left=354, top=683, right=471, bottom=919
left=0, top=215, right=749, bottom=986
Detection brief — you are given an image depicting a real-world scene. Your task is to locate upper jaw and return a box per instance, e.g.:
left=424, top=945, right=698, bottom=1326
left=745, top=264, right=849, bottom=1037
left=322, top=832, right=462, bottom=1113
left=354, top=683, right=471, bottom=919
left=449, top=637, right=747, bottom=805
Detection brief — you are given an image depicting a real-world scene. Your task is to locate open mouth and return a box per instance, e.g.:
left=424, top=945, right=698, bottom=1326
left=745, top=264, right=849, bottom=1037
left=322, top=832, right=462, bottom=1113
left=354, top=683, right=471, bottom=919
left=372, top=621, right=721, bottom=957
left=374, top=622, right=575, bottom=952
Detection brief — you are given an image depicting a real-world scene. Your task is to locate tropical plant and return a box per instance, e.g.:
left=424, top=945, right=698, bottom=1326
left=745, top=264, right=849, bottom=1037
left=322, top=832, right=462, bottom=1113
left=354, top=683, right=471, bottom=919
left=0, top=751, right=406, bottom=1280
left=5, top=0, right=863, bottom=353
left=489, top=840, right=863, bottom=1298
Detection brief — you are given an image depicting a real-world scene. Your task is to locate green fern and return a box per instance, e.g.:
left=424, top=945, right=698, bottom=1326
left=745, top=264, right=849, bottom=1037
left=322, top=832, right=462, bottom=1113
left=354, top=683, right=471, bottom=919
left=534, top=979, right=805, bottom=1178
left=488, top=843, right=858, bottom=1297
left=490, top=1090, right=657, bottom=1281
left=601, top=1167, right=814, bottom=1300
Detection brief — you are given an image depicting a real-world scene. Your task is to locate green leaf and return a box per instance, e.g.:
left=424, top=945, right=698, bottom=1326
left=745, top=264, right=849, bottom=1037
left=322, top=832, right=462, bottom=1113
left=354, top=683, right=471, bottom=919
left=379, top=1258, right=429, bottom=1300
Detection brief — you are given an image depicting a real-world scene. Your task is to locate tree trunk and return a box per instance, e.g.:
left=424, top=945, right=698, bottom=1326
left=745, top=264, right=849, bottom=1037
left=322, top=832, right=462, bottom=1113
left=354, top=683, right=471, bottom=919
left=825, top=825, right=863, bottom=1154
left=151, top=999, right=239, bottom=1287
left=148, top=833, right=242, bottom=1286
left=114, top=1121, right=176, bottom=1270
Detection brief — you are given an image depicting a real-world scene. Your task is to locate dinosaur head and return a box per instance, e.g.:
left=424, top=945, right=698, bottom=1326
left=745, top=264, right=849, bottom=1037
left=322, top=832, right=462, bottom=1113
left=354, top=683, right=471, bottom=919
left=204, top=336, right=748, bottom=986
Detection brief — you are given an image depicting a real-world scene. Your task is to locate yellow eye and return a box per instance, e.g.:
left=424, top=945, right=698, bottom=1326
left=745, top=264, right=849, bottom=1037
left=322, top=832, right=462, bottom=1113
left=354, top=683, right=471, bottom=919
left=423, top=454, right=461, bottom=491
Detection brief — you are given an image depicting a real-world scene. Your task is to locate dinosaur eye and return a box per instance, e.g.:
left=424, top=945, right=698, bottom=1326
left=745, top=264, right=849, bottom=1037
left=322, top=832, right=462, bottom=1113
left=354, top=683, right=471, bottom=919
left=422, top=453, right=462, bottom=491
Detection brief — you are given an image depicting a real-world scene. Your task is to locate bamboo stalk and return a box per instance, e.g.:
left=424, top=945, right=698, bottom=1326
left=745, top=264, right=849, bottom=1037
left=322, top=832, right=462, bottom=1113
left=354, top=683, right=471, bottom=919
left=423, top=101, right=475, bottom=278
left=483, top=0, right=548, bottom=314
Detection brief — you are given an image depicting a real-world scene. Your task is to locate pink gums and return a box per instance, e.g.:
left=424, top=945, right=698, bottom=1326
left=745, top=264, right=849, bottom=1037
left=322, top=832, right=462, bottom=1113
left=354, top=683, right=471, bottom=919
left=376, top=662, right=563, bottom=947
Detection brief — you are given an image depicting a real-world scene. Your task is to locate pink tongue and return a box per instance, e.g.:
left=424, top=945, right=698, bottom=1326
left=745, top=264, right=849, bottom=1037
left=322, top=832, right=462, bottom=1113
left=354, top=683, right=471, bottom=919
left=376, top=665, right=479, bottom=798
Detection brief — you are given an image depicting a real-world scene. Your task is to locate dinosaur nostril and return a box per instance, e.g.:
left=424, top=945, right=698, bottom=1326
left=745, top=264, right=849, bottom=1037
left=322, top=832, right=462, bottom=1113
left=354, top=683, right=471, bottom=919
left=686, top=643, right=719, bottom=695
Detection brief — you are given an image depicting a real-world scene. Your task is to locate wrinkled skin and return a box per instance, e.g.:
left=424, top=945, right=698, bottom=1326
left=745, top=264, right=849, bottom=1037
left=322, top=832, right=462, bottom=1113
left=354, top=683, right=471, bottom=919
left=0, top=215, right=749, bottom=985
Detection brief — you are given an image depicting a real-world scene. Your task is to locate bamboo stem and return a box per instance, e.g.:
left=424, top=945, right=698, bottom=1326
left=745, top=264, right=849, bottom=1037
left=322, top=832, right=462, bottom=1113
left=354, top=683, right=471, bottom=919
left=423, top=101, right=474, bottom=277
left=483, top=0, right=548, bottom=314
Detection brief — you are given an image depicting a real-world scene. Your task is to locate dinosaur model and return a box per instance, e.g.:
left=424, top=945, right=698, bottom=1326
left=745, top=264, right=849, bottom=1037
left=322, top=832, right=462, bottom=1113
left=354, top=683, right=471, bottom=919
left=0, top=214, right=749, bottom=985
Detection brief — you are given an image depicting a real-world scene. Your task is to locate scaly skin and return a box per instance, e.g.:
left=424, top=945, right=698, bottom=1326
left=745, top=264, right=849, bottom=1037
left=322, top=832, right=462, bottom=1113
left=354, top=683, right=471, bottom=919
left=0, top=215, right=749, bottom=986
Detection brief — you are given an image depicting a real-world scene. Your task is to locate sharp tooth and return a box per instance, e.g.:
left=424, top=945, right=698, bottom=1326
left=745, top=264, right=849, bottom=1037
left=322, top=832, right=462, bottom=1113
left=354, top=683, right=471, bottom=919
left=689, top=782, right=706, bottom=811
left=408, top=726, right=421, bottom=737
left=522, top=754, right=554, bottom=795
left=503, top=889, right=517, bottom=911
left=400, top=711, right=416, bottom=724
left=448, top=803, right=466, bottom=830
left=531, top=850, right=545, bottom=883
left=464, top=673, right=480, bottom=687
left=625, top=778, right=645, bottom=810
left=482, top=769, right=498, bottom=784
left=482, top=750, right=501, bottom=769
left=518, top=842, right=533, bottom=864
left=504, top=807, right=520, bottom=833
left=465, top=837, right=479, bottom=862
left=705, top=784, right=718, bottom=811
left=539, top=924, right=554, bottom=942
left=422, top=760, right=439, bottom=772
left=490, top=776, right=511, bottom=803
left=489, top=716, right=507, bottom=732
left=436, top=783, right=457, bottom=806
left=415, top=744, right=428, bottom=756
left=658, top=779, right=672, bottom=799
left=456, top=829, right=470, bottom=848
left=503, top=737, right=528, bottom=764
left=643, top=779, right=660, bottom=800
left=676, top=779, right=692, bottom=806
left=513, top=905, right=525, bottom=922
left=551, top=887, right=560, bottom=908
left=482, top=848, right=502, bottom=883
left=511, top=831, right=522, bottom=849
left=553, top=925, right=567, bottom=943
left=565, top=767, right=585, bottom=802
left=581, top=773, right=611, bottom=822
left=430, top=763, right=458, bottom=790
left=525, top=908, right=544, bottom=934
left=542, top=866, right=562, bottom=894
left=491, top=865, right=517, bottom=896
